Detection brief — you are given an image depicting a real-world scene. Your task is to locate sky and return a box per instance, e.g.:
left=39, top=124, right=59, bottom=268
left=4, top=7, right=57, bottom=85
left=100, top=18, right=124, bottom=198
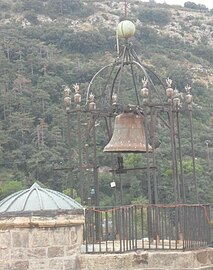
left=142, top=0, right=213, bottom=9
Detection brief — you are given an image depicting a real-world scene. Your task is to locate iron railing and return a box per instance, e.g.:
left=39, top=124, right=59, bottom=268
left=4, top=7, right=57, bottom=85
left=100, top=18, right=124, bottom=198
left=84, top=204, right=211, bottom=253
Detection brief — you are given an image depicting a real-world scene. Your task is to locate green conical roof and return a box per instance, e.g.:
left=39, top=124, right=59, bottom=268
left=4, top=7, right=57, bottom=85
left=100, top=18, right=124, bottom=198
left=0, top=183, right=83, bottom=215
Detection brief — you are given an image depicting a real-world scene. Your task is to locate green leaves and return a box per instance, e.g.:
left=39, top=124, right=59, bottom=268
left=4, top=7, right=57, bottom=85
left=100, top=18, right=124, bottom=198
left=0, top=180, right=24, bottom=200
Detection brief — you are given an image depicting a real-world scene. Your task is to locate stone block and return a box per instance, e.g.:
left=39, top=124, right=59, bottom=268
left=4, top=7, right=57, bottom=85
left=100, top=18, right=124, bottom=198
left=133, top=252, right=149, bottom=265
left=76, top=225, right=84, bottom=245
left=147, top=251, right=195, bottom=269
left=79, top=253, right=134, bottom=270
left=197, top=250, right=208, bottom=265
left=53, top=228, right=69, bottom=246
left=11, top=248, right=28, bottom=260
left=31, top=228, right=54, bottom=247
left=64, top=259, right=75, bottom=270
left=12, top=231, right=29, bottom=248
left=70, top=228, right=77, bottom=245
left=178, top=252, right=198, bottom=269
left=10, top=260, right=29, bottom=270
left=65, top=245, right=79, bottom=256
left=0, top=231, right=11, bottom=248
left=27, top=248, right=47, bottom=259
left=0, top=247, right=10, bottom=260
left=49, top=259, right=64, bottom=270
left=29, top=259, right=48, bottom=270
left=208, top=250, right=213, bottom=264
left=64, top=256, right=80, bottom=270
left=0, top=261, right=9, bottom=270
left=48, top=246, right=64, bottom=258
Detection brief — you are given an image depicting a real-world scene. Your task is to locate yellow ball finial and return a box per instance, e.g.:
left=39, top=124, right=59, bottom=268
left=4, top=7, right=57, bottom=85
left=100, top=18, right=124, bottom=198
left=116, top=20, right=136, bottom=39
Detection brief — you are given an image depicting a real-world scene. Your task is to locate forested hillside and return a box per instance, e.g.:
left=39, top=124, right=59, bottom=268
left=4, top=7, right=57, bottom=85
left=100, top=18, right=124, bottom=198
left=0, top=0, right=212, bottom=205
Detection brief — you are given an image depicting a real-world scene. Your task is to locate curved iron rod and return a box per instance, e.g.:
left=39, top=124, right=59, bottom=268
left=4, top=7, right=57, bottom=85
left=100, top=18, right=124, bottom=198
left=86, top=63, right=113, bottom=100
left=129, top=50, right=141, bottom=106
left=109, top=60, right=153, bottom=105
left=86, top=43, right=170, bottom=111
left=131, top=60, right=164, bottom=103
left=116, top=46, right=127, bottom=102
left=87, top=44, right=168, bottom=107
left=110, top=66, right=122, bottom=105
left=101, top=63, right=117, bottom=101
left=131, top=48, right=166, bottom=102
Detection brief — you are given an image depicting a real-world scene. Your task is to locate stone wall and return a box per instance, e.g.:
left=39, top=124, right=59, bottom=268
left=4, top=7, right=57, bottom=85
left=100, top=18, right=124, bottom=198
left=0, top=213, right=84, bottom=270
left=79, top=249, right=213, bottom=270
left=1, top=212, right=212, bottom=270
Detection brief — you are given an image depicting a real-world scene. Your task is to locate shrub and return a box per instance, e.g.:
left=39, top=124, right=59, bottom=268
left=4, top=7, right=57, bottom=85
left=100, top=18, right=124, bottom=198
left=24, top=11, right=38, bottom=24
left=60, top=29, right=114, bottom=54
left=138, top=7, right=172, bottom=26
left=136, top=26, right=159, bottom=45
left=0, top=1, right=11, bottom=12
left=192, top=45, right=213, bottom=64
left=45, top=0, right=94, bottom=18
left=13, top=0, right=44, bottom=13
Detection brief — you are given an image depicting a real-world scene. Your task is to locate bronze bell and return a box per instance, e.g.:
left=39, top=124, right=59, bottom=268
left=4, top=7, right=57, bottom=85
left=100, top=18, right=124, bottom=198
left=104, top=112, right=152, bottom=153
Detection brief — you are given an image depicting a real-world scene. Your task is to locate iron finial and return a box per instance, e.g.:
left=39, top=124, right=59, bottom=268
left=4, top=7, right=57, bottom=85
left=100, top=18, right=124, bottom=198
left=166, top=77, right=173, bottom=88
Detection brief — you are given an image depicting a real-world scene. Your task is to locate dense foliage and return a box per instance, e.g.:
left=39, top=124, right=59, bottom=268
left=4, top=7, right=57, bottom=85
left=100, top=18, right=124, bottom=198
left=0, top=0, right=212, bottom=206
left=184, top=1, right=208, bottom=11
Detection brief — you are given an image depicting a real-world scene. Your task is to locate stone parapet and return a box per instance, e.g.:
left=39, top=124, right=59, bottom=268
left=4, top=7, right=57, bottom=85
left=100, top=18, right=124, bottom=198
left=0, top=213, right=84, bottom=270
left=78, top=249, right=213, bottom=270
left=0, top=213, right=84, bottom=229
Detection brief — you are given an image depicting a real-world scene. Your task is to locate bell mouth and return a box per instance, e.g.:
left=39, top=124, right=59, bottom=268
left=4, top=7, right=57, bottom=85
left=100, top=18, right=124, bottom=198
left=103, top=145, right=152, bottom=153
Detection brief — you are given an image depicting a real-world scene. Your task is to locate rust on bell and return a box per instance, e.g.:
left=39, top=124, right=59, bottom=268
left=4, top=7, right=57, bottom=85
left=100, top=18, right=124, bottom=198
left=103, top=112, right=152, bottom=153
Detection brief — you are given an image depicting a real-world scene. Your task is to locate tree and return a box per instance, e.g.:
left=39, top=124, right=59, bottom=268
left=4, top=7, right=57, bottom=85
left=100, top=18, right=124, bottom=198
left=0, top=180, right=24, bottom=200
left=184, top=1, right=208, bottom=11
